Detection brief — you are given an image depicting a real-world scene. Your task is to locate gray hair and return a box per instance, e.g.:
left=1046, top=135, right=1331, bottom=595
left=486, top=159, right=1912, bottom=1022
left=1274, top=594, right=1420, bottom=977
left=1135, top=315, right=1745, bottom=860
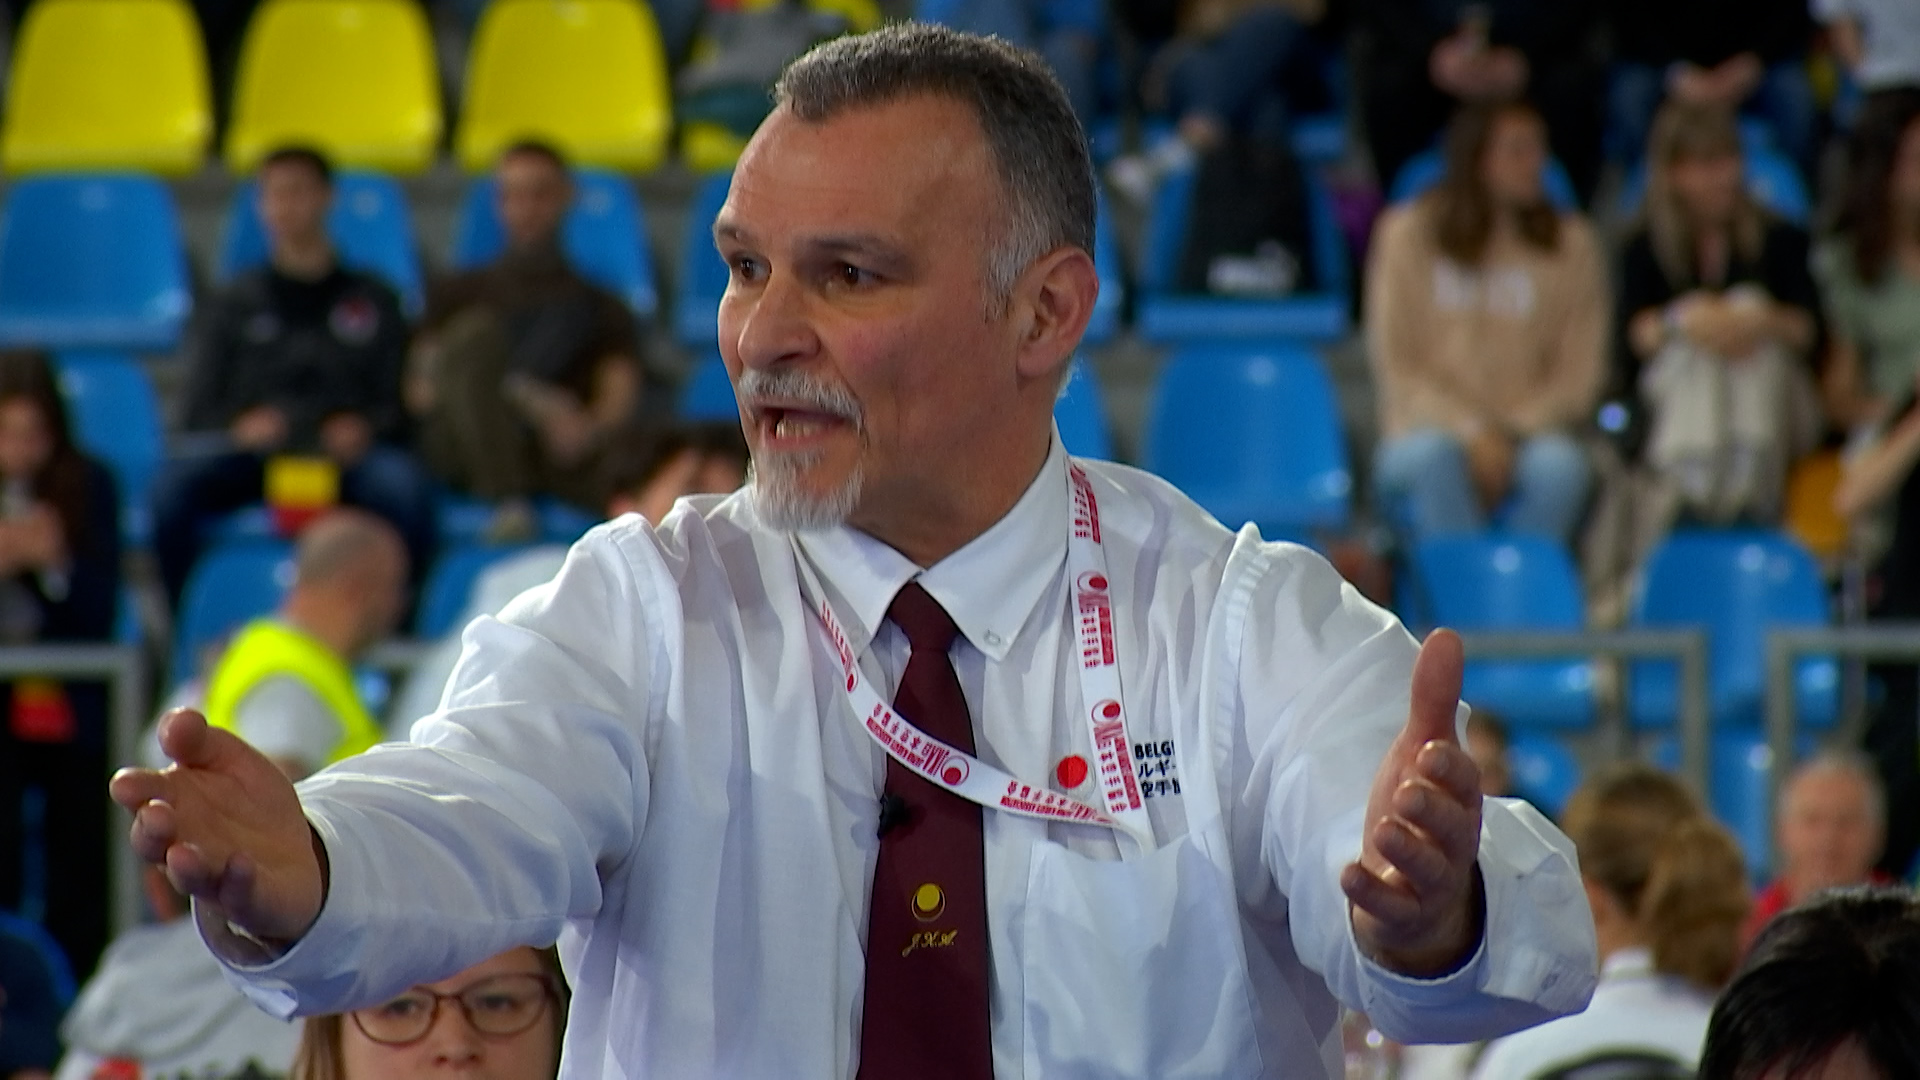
left=1783, top=749, right=1887, bottom=828
left=774, top=23, right=1096, bottom=308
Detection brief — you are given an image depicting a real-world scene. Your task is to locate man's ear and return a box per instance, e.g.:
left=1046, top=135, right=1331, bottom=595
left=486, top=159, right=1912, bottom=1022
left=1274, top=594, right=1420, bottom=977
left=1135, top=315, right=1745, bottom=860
left=1012, top=247, right=1099, bottom=382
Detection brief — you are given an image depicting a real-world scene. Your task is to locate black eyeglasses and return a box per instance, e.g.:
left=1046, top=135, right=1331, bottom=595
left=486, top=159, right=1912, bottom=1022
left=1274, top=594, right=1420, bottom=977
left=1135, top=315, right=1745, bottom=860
left=350, top=973, right=557, bottom=1046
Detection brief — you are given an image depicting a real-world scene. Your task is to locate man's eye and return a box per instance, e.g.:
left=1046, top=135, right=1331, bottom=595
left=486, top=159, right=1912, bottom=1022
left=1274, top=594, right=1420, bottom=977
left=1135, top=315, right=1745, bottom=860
left=836, top=264, right=874, bottom=288
left=729, top=256, right=765, bottom=281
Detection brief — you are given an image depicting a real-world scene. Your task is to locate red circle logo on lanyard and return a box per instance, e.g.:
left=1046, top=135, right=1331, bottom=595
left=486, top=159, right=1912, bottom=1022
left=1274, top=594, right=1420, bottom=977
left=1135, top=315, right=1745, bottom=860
left=1055, top=754, right=1089, bottom=789
left=941, top=759, right=969, bottom=786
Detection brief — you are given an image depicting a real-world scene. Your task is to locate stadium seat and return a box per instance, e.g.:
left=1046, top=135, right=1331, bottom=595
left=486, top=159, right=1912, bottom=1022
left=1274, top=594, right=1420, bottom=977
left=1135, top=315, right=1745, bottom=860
left=217, top=171, right=425, bottom=313
left=1143, top=342, right=1352, bottom=536
left=1630, top=529, right=1839, bottom=730
left=417, top=544, right=532, bottom=638
left=172, top=539, right=296, bottom=686
left=1412, top=535, right=1596, bottom=729
left=224, top=0, right=442, bottom=175
left=1055, top=360, right=1113, bottom=460
left=0, top=176, right=192, bottom=351
left=680, top=354, right=737, bottom=420
left=1616, top=144, right=1812, bottom=226
left=433, top=494, right=600, bottom=547
left=0, top=0, right=211, bottom=176
left=452, top=169, right=658, bottom=320
left=0, top=909, right=77, bottom=1009
left=53, top=351, right=163, bottom=545
left=456, top=0, right=672, bottom=174
left=1387, top=148, right=1578, bottom=208
left=673, top=172, right=1124, bottom=348
left=1136, top=163, right=1351, bottom=344
left=1507, top=732, right=1580, bottom=820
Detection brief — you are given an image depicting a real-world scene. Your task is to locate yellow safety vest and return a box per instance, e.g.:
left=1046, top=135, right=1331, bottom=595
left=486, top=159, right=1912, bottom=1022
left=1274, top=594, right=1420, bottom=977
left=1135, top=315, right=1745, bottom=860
left=204, top=620, right=383, bottom=766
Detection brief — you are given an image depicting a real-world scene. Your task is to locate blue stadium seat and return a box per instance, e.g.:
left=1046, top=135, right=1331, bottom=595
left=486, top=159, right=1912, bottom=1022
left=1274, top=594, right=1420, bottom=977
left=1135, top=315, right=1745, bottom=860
left=1616, top=144, right=1812, bottom=226
left=53, top=350, right=162, bottom=544
left=417, top=543, right=531, bottom=638
left=0, top=176, right=190, bottom=351
left=171, top=538, right=295, bottom=686
left=679, top=354, right=736, bottom=421
left=1652, top=730, right=1812, bottom=882
left=1055, top=358, right=1112, bottom=460
left=434, top=493, right=597, bottom=547
left=1388, top=149, right=1578, bottom=208
left=1630, top=529, right=1838, bottom=730
left=539, top=500, right=596, bottom=544
left=452, top=168, right=658, bottom=319
left=1136, top=163, right=1351, bottom=344
left=0, top=908, right=76, bottom=1009
left=673, top=171, right=1127, bottom=348
left=1507, top=732, right=1580, bottom=820
left=216, top=171, right=424, bottom=314
left=1143, top=342, right=1351, bottom=536
left=1413, top=535, right=1596, bottom=729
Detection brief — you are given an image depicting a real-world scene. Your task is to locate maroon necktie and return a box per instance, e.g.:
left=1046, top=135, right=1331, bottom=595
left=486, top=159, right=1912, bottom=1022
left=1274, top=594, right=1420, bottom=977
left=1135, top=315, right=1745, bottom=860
left=857, top=581, right=993, bottom=1079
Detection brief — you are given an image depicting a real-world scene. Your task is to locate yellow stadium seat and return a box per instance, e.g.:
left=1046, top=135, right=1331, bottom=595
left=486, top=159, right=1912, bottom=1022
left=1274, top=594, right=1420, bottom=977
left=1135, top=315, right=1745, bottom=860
left=1, top=0, right=212, bottom=176
left=1785, top=449, right=1849, bottom=561
left=677, top=0, right=881, bottom=172
left=225, top=0, right=443, bottom=175
left=457, top=0, right=672, bottom=174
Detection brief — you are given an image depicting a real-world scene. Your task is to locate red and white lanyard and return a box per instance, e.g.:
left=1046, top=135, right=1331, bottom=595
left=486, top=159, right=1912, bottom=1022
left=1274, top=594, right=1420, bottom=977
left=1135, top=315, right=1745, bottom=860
left=800, top=462, right=1154, bottom=847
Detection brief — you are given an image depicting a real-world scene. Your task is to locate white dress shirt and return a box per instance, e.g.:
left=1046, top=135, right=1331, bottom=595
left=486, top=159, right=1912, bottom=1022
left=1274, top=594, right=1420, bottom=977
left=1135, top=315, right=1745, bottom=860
left=1470, top=947, right=1712, bottom=1079
left=211, top=437, right=1597, bottom=1079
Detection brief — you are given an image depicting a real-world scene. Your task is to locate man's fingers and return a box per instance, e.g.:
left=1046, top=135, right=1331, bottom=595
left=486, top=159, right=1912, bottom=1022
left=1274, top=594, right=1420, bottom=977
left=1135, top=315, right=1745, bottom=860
left=109, top=767, right=170, bottom=812
left=1342, top=861, right=1421, bottom=928
left=165, top=841, right=222, bottom=899
left=129, top=802, right=177, bottom=864
left=156, top=708, right=239, bottom=770
left=1373, top=817, right=1452, bottom=896
left=1393, top=777, right=1480, bottom=867
left=1407, top=629, right=1465, bottom=748
left=1414, top=741, right=1483, bottom=812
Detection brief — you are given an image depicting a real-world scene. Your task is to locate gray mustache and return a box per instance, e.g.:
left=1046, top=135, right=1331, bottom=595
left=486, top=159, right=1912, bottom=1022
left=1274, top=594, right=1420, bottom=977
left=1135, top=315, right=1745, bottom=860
left=736, top=369, right=864, bottom=425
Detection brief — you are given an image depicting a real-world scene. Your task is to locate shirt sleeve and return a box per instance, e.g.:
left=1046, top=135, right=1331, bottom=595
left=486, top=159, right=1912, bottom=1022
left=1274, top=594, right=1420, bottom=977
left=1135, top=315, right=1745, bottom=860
left=231, top=675, right=345, bottom=773
left=203, top=520, right=665, bottom=1018
left=1224, top=542, right=1597, bottom=1044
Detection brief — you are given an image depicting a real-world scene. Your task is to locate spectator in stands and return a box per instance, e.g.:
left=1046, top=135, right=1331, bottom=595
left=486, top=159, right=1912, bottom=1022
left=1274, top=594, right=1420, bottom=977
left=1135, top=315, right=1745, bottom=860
left=936, top=0, right=1102, bottom=122
left=409, top=142, right=645, bottom=541
left=0, top=352, right=121, bottom=981
left=155, top=147, right=432, bottom=609
left=55, top=865, right=297, bottom=1080
left=289, top=946, right=565, bottom=1080
left=385, top=421, right=749, bottom=734
left=1819, top=0, right=1920, bottom=102
left=1353, top=0, right=1605, bottom=204
left=1744, top=752, right=1890, bottom=948
left=1619, top=103, right=1823, bottom=527
left=1699, top=885, right=1920, bottom=1080
left=1473, top=763, right=1749, bottom=1078
left=203, top=510, right=407, bottom=781
left=1819, top=89, right=1920, bottom=431
left=0, top=915, right=63, bottom=1080
left=1606, top=0, right=1818, bottom=177
left=1367, top=100, right=1608, bottom=545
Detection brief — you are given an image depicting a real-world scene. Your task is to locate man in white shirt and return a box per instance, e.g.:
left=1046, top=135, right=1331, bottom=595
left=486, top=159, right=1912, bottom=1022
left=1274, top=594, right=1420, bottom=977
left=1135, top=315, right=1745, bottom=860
left=112, top=26, right=1597, bottom=1079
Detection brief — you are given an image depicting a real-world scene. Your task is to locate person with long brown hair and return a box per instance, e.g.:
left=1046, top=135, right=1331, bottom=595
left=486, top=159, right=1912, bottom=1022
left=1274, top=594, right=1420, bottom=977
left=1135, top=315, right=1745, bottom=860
left=1368, top=99, right=1609, bottom=546
left=1821, top=89, right=1920, bottom=432
left=1472, top=763, right=1750, bottom=1078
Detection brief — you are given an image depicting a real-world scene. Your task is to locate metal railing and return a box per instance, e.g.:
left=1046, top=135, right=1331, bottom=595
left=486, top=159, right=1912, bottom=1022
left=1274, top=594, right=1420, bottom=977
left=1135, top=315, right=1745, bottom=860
left=1457, top=629, right=1712, bottom=795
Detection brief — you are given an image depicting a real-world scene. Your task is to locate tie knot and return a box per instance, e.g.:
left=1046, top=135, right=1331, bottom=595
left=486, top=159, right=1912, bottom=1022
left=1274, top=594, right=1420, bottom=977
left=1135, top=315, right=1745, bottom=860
left=887, top=581, right=959, bottom=655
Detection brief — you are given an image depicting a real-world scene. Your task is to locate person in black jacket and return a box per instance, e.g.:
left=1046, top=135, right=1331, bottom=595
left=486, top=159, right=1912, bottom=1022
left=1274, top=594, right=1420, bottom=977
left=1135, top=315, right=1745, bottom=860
left=153, top=147, right=433, bottom=607
left=0, top=350, right=121, bottom=982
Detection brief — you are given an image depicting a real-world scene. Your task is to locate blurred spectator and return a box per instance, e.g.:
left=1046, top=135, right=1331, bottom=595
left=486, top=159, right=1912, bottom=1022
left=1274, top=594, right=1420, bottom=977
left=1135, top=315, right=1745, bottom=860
left=1819, top=0, right=1920, bottom=99
left=1619, top=103, right=1823, bottom=527
left=1353, top=0, right=1605, bottom=204
left=1819, top=89, right=1920, bottom=431
left=0, top=351, right=121, bottom=980
left=1464, top=709, right=1512, bottom=797
left=54, top=865, right=297, bottom=1080
left=1699, top=885, right=1920, bottom=1080
left=204, top=510, right=408, bottom=781
left=409, top=142, right=645, bottom=541
left=155, top=148, right=432, bottom=609
left=1367, top=101, right=1608, bottom=545
left=385, top=421, right=749, bottom=734
left=0, top=915, right=63, bottom=1080
left=1473, top=763, right=1749, bottom=1078
left=934, top=0, right=1103, bottom=122
left=1606, top=0, right=1817, bottom=177
left=289, top=946, right=565, bottom=1080
left=1745, top=752, right=1890, bottom=948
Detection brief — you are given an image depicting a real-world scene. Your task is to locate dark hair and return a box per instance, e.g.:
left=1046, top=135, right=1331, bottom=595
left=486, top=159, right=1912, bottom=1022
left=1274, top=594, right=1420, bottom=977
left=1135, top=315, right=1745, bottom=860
left=0, top=350, right=95, bottom=556
left=1842, top=88, right=1920, bottom=285
left=773, top=23, right=1095, bottom=301
left=499, top=139, right=571, bottom=176
left=1562, top=763, right=1750, bottom=991
left=599, top=421, right=749, bottom=508
left=290, top=945, right=570, bottom=1080
left=259, top=146, right=335, bottom=187
left=1699, top=886, right=1920, bottom=1080
left=1429, top=100, right=1560, bottom=265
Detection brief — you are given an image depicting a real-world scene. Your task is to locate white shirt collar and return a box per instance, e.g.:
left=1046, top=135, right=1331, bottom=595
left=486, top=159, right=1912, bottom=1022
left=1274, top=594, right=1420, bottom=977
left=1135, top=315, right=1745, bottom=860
left=792, top=433, right=1069, bottom=663
left=1600, top=946, right=1655, bottom=980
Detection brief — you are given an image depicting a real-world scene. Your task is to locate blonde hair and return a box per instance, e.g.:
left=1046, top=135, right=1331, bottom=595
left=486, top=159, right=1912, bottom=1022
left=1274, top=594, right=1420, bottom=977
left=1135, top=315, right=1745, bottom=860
left=1642, top=102, right=1765, bottom=290
left=1564, top=763, right=1752, bottom=991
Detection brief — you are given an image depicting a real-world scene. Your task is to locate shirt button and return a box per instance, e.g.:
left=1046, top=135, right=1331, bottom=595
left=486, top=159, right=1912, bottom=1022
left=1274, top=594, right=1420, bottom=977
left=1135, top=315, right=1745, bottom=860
left=984, top=631, right=1003, bottom=647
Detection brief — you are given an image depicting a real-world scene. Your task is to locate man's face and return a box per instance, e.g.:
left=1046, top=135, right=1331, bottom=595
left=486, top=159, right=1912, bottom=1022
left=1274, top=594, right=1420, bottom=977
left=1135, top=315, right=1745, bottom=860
left=713, top=96, right=1035, bottom=533
left=1779, top=768, right=1883, bottom=896
left=257, top=161, right=331, bottom=252
left=496, top=153, right=572, bottom=251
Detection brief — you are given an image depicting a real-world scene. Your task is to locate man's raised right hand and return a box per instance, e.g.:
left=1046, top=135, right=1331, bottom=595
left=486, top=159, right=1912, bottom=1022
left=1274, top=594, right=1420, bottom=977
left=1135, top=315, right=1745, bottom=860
left=110, top=709, right=326, bottom=956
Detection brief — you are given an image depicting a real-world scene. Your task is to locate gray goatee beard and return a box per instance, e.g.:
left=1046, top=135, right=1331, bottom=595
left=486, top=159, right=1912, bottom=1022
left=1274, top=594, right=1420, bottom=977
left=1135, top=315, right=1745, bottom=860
left=737, top=368, right=867, bottom=531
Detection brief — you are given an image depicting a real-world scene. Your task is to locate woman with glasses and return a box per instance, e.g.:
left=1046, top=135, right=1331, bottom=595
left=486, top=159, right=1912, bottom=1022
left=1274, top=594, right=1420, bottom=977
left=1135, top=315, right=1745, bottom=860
left=291, top=946, right=567, bottom=1079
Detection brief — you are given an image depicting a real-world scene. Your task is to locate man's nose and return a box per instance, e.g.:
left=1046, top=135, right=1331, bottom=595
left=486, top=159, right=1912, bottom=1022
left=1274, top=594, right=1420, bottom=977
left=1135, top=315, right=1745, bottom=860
left=730, top=269, right=817, bottom=372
